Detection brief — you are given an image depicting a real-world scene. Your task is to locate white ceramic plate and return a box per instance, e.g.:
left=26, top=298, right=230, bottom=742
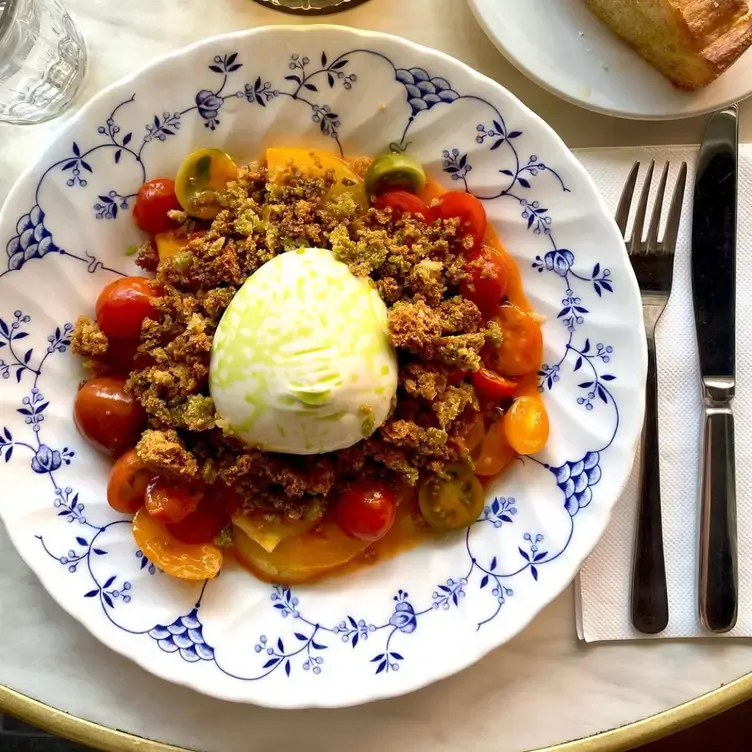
left=0, top=25, right=645, bottom=708
left=467, top=0, right=752, bottom=120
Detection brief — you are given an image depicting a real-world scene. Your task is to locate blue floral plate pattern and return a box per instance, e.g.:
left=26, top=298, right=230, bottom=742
left=0, top=27, right=645, bottom=708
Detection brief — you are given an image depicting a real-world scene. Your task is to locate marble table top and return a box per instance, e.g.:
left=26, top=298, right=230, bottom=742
left=2, top=1, right=752, bottom=751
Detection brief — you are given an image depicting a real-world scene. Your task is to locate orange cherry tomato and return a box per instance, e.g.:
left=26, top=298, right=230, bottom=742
left=471, top=367, right=518, bottom=402
left=107, top=449, right=152, bottom=513
left=503, top=396, right=549, bottom=455
left=483, top=304, right=543, bottom=378
left=74, top=376, right=146, bottom=455
left=374, top=190, right=431, bottom=219
left=132, top=507, right=222, bottom=580
left=132, top=178, right=181, bottom=236
left=461, top=245, right=509, bottom=316
left=472, top=419, right=517, bottom=476
left=145, top=477, right=203, bottom=525
left=460, top=411, right=486, bottom=454
left=166, top=500, right=227, bottom=545
left=96, top=276, right=159, bottom=340
left=335, top=481, right=397, bottom=542
left=432, top=191, right=487, bottom=250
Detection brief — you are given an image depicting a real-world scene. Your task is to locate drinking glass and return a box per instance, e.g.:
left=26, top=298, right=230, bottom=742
left=251, top=0, right=372, bottom=14
left=0, top=0, right=86, bottom=124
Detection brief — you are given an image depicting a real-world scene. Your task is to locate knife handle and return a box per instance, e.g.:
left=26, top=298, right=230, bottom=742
left=699, top=400, right=738, bottom=633
left=630, top=332, right=669, bottom=634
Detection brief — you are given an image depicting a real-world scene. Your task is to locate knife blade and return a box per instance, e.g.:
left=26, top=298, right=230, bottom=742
left=692, top=105, right=739, bottom=634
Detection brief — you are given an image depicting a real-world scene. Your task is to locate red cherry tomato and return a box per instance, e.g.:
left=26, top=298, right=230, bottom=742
left=335, top=481, right=397, bottom=542
left=471, top=368, right=518, bottom=401
left=374, top=190, right=431, bottom=219
left=433, top=191, right=487, bottom=250
left=461, top=245, right=510, bottom=316
left=145, top=477, right=203, bottom=525
left=133, top=178, right=181, bottom=236
left=166, top=502, right=228, bottom=544
left=74, top=376, right=146, bottom=455
left=107, top=449, right=152, bottom=513
left=95, top=276, right=159, bottom=340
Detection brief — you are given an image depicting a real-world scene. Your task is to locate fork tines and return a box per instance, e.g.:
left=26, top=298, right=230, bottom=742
left=616, top=160, right=688, bottom=256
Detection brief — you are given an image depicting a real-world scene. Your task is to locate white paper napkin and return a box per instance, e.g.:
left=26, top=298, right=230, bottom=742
left=574, top=145, right=752, bottom=641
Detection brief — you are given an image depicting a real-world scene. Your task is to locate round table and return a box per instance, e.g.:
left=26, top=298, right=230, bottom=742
left=2, top=1, right=752, bottom=750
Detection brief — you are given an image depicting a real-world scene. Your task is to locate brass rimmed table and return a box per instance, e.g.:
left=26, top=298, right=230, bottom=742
left=3, top=0, right=752, bottom=750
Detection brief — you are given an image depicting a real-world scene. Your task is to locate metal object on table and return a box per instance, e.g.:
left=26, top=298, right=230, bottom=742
left=617, top=159, right=688, bottom=635
left=693, top=106, right=739, bottom=634
left=250, top=0, right=372, bottom=14
left=0, top=0, right=86, bottom=124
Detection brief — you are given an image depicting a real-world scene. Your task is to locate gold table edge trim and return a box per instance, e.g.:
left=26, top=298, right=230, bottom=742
left=1, top=672, right=751, bottom=752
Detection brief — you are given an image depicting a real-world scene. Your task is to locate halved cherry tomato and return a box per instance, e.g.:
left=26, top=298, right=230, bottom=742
left=166, top=500, right=228, bottom=545
left=132, top=507, right=222, bottom=580
left=132, top=178, right=181, bottom=236
left=473, top=419, right=517, bottom=476
left=471, top=367, right=518, bottom=402
left=483, top=303, right=543, bottom=378
left=447, top=369, right=468, bottom=386
left=460, top=410, right=486, bottom=454
left=96, top=276, right=159, bottom=340
left=373, top=190, right=431, bottom=219
left=418, top=462, right=484, bottom=532
left=503, top=395, right=549, bottom=455
left=461, top=245, right=509, bottom=316
left=432, top=191, right=487, bottom=250
left=107, top=449, right=152, bottom=513
left=74, top=376, right=146, bottom=455
left=144, top=477, right=203, bottom=524
left=335, top=481, right=397, bottom=542
left=234, top=520, right=369, bottom=584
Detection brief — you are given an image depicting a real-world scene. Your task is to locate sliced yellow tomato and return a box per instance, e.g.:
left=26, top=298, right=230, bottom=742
left=418, top=462, right=484, bottom=532
left=234, top=519, right=369, bottom=584
left=232, top=500, right=324, bottom=554
left=175, top=148, right=239, bottom=220
left=132, top=507, right=222, bottom=580
left=266, top=147, right=367, bottom=210
left=154, top=230, right=189, bottom=262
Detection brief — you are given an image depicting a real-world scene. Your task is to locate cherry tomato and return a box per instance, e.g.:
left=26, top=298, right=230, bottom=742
left=373, top=190, right=431, bottom=219
left=335, top=481, right=397, bottom=542
left=95, top=276, right=159, bottom=340
left=107, top=449, right=152, bottom=513
left=418, top=462, right=484, bottom=532
left=132, top=178, right=181, bottom=236
left=461, top=411, right=486, bottom=454
left=483, top=304, right=543, bottom=378
left=461, top=245, right=509, bottom=316
left=447, top=369, right=468, bottom=386
left=145, top=477, right=203, bottom=525
left=132, top=507, right=222, bottom=580
left=471, top=367, right=518, bottom=402
left=74, top=376, right=146, bottom=455
left=432, top=191, right=487, bottom=250
left=503, top=395, right=549, bottom=455
left=166, top=501, right=227, bottom=545
left=472, top=419, right=517, bottom=476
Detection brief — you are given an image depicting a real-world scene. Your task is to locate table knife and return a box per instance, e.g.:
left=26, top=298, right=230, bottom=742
left=692, top=106, right=739, bottom=634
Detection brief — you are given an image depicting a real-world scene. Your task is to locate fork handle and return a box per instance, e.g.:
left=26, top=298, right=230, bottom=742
left=630, top=330, right=669, bottom=634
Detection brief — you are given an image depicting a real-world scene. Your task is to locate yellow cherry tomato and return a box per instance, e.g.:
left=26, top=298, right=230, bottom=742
left=472, top=419, right=517, bottom=476
left=175, top=148, right=239, bottom=220
left=418, top=462, right=485, bottom=532
left=132, top=507, right=222, bottom=580
left=503, top=395, right=549, bottom=455
left=266, top=147, right=367, bottom=210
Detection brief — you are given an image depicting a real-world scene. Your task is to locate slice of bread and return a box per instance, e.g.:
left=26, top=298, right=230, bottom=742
left=584, top=0, right=752, bottom=89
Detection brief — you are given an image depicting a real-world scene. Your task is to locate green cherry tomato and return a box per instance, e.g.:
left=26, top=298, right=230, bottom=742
left=365, top=152, right=426, bottom=197
left=175, top=148, right=239, bottom=220
left=418, top=462, right=484, bottom=532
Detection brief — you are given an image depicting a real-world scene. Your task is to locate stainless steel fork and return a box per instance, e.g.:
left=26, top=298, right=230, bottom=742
left=617, top=160, right=688, bottom=635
